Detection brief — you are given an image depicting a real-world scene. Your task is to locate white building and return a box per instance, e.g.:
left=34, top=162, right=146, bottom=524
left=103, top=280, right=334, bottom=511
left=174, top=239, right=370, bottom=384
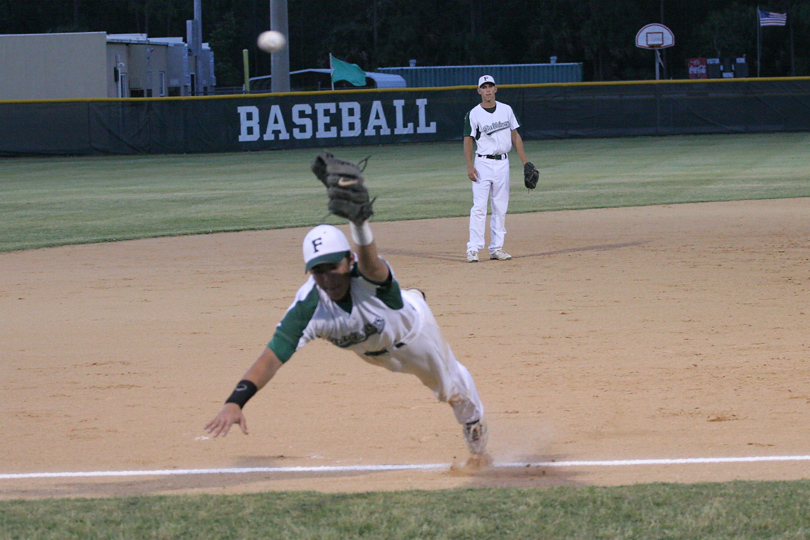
left=0, top=32, right=215, bottom=100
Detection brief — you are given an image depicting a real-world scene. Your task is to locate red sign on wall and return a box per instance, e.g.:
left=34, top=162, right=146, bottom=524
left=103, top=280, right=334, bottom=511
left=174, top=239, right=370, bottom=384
left=688, top=58, right=708, bottom=79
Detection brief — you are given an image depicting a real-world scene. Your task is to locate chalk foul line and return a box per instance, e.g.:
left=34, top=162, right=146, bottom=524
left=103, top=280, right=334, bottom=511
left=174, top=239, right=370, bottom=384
left=2, top=455, right=810, bottom=480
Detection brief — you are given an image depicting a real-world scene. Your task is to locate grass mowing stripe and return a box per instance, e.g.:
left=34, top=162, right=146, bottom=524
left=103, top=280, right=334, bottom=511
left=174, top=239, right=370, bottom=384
left=2, top=132, right=810, bottom=252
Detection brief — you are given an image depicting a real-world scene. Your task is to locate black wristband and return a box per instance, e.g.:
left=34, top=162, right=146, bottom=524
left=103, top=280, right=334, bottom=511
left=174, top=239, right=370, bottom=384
left=225, top=379, right=258, bottom=409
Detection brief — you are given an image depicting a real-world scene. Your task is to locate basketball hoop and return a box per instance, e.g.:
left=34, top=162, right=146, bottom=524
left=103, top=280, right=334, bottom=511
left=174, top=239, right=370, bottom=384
left=635, top=24, right=675, bottom=50
left=635, top=24, right=675, bottom=80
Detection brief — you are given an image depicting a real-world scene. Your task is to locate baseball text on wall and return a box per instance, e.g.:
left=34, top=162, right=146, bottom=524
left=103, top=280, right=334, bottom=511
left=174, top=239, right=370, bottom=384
left=237, top=99, right=437, bottom=142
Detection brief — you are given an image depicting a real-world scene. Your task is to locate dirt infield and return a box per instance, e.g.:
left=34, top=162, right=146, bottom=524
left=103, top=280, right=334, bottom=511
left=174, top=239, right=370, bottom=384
left=2, top=199, right=810, bottom=500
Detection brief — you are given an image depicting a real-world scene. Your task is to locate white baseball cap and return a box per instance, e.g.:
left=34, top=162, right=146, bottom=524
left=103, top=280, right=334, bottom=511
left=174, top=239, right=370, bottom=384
left=302, top=224, right=351, bottom=272
left=478, top=75, right=496, bottom=87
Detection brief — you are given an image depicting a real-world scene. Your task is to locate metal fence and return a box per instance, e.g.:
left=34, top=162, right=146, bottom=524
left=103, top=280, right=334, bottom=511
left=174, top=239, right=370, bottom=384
left=377, top=63, right=583, bottom=88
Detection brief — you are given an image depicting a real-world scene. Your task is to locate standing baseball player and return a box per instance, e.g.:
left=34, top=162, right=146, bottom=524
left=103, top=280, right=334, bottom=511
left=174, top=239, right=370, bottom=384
left=463, top=75, right=537, bottom=263
left=204, top=154, right=488, bottom=455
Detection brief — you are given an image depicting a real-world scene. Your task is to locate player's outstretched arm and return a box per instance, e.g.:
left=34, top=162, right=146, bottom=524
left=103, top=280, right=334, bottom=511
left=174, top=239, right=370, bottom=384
left=351, top=221, right=390, bottom=283
left=204, top=346, right=283, bottom=437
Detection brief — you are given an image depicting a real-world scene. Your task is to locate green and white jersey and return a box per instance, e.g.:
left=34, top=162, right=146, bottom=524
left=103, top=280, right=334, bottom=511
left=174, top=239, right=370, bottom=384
left=268, top=261, right=422, bottom=363
left=267, top=260, right=486, bottom=427
left=463, top=101, right=520, bottom=156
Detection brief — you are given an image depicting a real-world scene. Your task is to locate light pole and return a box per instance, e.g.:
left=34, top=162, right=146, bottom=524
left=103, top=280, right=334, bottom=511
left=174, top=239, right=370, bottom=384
left=146, top=47, right=154, bottom=97
left=186, top=0, right=203, bottom=95
left=659, top=0, right=667, bottom=79
left=270, top=0, right=290, bottom=93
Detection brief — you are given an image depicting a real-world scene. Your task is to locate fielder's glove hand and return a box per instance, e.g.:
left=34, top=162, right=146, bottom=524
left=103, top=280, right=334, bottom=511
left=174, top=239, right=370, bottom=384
left=524, top=161, right=539, bottom=190
left=311, top=153, right=375, bottom=224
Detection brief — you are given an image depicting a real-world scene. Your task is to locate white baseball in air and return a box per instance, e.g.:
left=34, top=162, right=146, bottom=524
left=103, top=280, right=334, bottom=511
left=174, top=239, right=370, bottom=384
left=257, top=31, right=287, bottom=54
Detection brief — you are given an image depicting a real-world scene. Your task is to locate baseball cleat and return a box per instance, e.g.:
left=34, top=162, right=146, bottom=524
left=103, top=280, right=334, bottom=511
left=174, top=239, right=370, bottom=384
left=463, top=418, right=488, bottom=454
left=466, top=251, right=479, bottom=263
left=489, top=249, right=512, bottom=261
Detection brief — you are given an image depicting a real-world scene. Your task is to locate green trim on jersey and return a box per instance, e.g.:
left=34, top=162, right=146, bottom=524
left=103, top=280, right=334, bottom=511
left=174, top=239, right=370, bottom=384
left=463, top=111, right=473, bottom=138
left=268, top=285, right=320, bottom=363
left=464, top=105, right=500, bottom=141
left=345, top=263, right=404, bottom=310
left=357, top=263, right=404, bottom=310
left=268, top=262, right=403, bottom=363
left=376, top=274, right=403, bottom=310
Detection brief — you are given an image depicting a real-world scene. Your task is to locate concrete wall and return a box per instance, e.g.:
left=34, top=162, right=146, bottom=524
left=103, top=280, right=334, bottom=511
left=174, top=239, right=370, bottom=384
left=0, top=32, right=108, bottom=100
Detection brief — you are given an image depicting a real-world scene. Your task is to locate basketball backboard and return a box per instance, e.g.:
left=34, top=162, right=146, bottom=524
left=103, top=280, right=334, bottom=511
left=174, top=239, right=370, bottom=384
left=635, top=23, right=675, bottom=49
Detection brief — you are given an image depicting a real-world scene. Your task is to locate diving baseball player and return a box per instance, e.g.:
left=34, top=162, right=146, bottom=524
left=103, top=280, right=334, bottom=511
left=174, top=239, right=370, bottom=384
left=204, top=154, right=488, bottom=455
left=463, top=74, right=532, bottom=263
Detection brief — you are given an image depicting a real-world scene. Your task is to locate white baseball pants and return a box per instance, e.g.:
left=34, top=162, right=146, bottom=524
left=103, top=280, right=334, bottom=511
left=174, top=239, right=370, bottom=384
left=358, top=289, right=485, bottom=425
left=467, top=156, right=511, bottom=254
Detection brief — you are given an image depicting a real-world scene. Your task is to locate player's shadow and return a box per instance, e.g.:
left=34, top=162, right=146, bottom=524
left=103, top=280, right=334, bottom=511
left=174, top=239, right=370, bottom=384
left=385, top=241, right=645, bottom=262
left=16, top=467, right=389, bottom=500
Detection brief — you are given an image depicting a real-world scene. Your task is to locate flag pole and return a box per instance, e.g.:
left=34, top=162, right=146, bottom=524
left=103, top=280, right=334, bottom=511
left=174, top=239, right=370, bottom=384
left=329, top=54, right=335, bottom=91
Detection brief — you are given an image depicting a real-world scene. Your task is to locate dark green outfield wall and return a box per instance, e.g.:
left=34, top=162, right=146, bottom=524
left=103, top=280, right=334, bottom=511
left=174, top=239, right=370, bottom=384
left=2, top=78, right=810, bottom=156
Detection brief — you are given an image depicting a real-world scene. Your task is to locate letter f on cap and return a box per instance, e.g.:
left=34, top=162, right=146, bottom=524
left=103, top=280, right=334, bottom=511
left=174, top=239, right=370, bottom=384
left=302, top=224, right=352, bottom=272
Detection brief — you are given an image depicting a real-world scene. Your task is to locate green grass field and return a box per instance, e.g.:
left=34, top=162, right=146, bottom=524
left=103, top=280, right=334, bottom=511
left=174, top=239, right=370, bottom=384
left=3, top=481, right=810, bottom=539
left=2, top=132, right=810, bottom=538
left=2, top=132, right=810, bottom=252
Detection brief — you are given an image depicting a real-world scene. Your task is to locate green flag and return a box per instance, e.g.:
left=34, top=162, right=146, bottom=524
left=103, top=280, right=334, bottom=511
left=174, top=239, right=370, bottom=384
left=330, top=54, right=367, bottom=87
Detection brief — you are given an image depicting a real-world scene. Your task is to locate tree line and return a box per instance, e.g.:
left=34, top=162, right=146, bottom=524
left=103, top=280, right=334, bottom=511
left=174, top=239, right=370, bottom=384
left=1, top=0, right=806, bottom=86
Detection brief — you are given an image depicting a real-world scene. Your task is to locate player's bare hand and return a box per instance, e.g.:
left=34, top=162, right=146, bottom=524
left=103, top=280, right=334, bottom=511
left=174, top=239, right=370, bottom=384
left=467, top=166, right=479, bottom=182
left=204, top=403, right=248, bottom=437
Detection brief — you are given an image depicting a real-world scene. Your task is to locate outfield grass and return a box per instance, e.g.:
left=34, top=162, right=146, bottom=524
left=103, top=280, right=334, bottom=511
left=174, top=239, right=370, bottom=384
left=2, top=132, right=810, bottom=252
left=3, top=132, right=810, bottom=538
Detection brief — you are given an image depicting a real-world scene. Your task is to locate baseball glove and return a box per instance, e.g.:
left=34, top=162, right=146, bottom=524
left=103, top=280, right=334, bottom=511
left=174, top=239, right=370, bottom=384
left=524, top=161, right=539, bottom=190
left=311, top=153, right=375, bottom=224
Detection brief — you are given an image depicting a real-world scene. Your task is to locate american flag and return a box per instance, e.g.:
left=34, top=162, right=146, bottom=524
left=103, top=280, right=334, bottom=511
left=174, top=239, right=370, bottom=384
left=759, top=9, right=787, bottom=26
